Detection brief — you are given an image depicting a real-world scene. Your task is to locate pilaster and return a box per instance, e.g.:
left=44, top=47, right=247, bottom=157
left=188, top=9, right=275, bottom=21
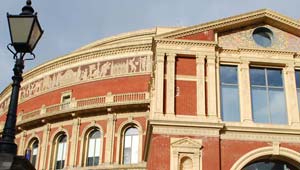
left=196, top=53, right=206, bottom=117
left=40, top=123, right=50, bottom=170
left=17, top=131, right=27, bottom=155
left=284, top=64, right=300, bottom=126
left=239, top=61, right=253, bottom=123
left=105, top=113, right=116, bottom=163
left=69, top=117, right=80, bottom=167
left=206, top=55, right=218, bottom=119
left=154, top=52, right=165, bottom=115
left=166, top=53, right=176, bottom=116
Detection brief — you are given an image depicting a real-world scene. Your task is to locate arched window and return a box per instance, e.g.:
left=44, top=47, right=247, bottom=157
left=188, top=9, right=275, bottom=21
left=123, top=127, right=139, bottom=164
left=26, top=139, right=39, bottom=168
left=242, top=159, right=299, bottom=170
left=86, top=129, right=101, bottom=166
left=55, top=134, right=67, bottom=170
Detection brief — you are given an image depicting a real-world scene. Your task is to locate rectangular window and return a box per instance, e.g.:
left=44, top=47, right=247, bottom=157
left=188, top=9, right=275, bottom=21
left=250, top=67, right=287, bottom=124
left=295, top=70, right=300, bottom=111
left=220, top=65, right=240, bottom=122
left=61, top=95, right=71, bottom=110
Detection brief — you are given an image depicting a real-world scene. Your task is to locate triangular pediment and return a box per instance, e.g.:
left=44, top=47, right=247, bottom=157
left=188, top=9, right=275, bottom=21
left=155, top=9, right=300, bottom=40
left=171, top=137, right=202, bottom=148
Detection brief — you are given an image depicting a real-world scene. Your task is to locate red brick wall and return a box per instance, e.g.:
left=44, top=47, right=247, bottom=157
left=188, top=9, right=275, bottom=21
left=147, top=134, right=170, bottom=170
left=220, top=140, right=268, bottom=170
left=175, top=81, right=197, bottom=115
left=176, top=57, right=196, bottom=76
left=177, top=30, right=214, bottom=41
left=16, top=75, right=150, bottom=115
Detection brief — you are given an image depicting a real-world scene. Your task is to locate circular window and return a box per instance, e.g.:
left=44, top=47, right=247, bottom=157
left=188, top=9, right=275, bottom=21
left=252, top=27, right=273, bottom=47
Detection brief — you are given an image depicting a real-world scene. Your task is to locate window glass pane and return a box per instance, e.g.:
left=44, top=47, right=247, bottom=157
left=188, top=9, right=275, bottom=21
left=94, top=157, right=99, bottom=165
left=57, top=143, right=63, bottom=161
left=124, top=136, right=131, bottom=148
left=251, top=87, right=269, bottom=123
left=296, top=71, right=300, bottom=88
left=88, top=139, right=95, bottom=157
left=267, top=69, right=283, bottom=87
left=220, top=66, right=238, bottom=84
left=250, top=68, right=265, bottom=86
left=62, top=142, right=67, bottom=160
left=131, top=135, right=139, bottom=164
left=269, top=88, right=287, bottom=124
left=126, top=128, right=139, bottom=135
left=221, top=85, right=240, bottom=122
left=123, top=148, right=131, bottom=164
left=95, top=138, right=101, bottom=157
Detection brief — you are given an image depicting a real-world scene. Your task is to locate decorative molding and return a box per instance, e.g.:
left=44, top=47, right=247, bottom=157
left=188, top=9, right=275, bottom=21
left=156, top=9, right=300, bottom=39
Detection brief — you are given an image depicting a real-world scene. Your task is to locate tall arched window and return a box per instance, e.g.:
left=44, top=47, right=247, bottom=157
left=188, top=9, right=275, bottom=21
left=123, top=127, right=139, bottom=164
left=26, top=139, right=39, bottom=168
left=55, top=134, right=67, bottom=170
left=86, top=129, right=101, bottom=166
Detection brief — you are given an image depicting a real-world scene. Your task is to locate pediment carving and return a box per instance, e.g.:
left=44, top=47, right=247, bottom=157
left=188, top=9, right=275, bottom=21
left=171, top=137, right=202, bottom=149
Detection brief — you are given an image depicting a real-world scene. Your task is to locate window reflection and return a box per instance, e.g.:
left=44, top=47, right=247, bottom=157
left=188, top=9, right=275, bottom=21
left=87, top=130, right=101, bottom=166
left=55, top=134, right=67, bottom=170
left=250, top=67, right=287, bottom=124
left=123, top=127, right=139, bottom=164
left=220, top=65, right=240, bottom=122
left=243, top=160, right=299, bottom=170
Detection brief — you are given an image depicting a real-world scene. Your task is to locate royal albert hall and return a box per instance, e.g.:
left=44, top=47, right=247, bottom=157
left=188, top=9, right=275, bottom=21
left=1, top=9, right=300, bottom=170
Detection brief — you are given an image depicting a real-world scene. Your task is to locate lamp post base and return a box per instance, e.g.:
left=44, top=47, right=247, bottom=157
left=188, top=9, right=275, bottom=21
left=0, top=153, right=36, bottom=170
left=0, top=141, right=17, bottom=155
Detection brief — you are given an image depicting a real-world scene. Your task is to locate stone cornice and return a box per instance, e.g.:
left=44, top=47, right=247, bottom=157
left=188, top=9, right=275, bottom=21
left=156, top=9, right=300, bottom=39
left=220, top=47, right=298, bottom=58
left=155, top=38, right=216, bottom=48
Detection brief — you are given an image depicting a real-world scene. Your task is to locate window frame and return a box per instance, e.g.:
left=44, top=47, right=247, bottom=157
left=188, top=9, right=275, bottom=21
left=118, top=123, right=142, bottom=165
left=250, top=66, right=288, bottom=124
left=219, top=64, right=241, bottom=122
left=60, top=91, right=72, bottom=110
left=53, top=133, right=68, bottom=170
left=84, top=128, right=102, bottom=167
left=26, top=138, right=40, bottom=168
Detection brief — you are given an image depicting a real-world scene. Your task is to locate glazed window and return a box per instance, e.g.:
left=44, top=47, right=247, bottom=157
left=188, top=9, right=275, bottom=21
left=243, top=159, right=299, bottom=170
left=123, top=127, right=139, bottom=164
left=295, top=70, right=300, bottom=111
left=252, top=27, right=273, bottom=47
left=250, top=67, right=287, bottom=124
left=220, top=65, right=240, bottom=122
left=86, top=129, right=101, bottom=166
left=55, top=134, right=67, bottom=170
left=61, top=94, right=71, bottom=110
left=25, top=139, right=39, bottom=168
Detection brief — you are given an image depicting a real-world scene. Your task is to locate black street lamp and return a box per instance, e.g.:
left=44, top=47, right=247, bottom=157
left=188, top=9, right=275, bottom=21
left=0, top=0, right=43, bottom=169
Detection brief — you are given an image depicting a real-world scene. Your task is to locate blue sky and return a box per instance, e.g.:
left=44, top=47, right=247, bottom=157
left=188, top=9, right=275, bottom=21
left=1, top=0, right=300, bottom=92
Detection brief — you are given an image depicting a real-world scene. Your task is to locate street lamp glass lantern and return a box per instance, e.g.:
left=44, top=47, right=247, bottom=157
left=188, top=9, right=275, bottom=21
left=7, top=14, right=43, bottom=53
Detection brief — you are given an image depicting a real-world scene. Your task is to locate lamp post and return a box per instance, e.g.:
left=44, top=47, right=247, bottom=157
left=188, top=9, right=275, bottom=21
left=0, top=0, right=43, bottom=169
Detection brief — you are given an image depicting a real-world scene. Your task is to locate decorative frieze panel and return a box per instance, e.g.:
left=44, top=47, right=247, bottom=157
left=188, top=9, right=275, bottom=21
left=0, top=56, right=152, bottom=109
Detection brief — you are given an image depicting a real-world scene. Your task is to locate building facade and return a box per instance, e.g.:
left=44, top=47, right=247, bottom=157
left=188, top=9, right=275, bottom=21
left=1, top=9, right=300, bottom=170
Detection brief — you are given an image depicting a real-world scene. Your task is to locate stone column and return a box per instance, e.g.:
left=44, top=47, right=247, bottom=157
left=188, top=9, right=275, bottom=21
left=105, top=113, right=116, bottom=163
left=69, top=118, right=80, bottom=167
left=154, top=52, right=165, bottom=115
left=196, top=53, right=206, bottom=117
left=284, top=64, right=300, bottom=125
left=206, top=56, right=218, bottom=119
left=238, top=61, right=253, bottom=123
left=40, top=124, right=50, bottom=170
left=166, top=53, right=176, bottom=116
